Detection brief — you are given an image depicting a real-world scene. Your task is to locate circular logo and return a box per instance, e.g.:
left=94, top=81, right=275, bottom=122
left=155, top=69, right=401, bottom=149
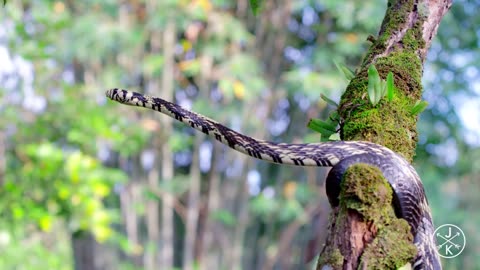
left=434, top=224, right=466, bottom=258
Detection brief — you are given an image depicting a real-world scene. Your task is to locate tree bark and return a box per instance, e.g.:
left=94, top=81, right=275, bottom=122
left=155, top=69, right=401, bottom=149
left=318, top=0, right=452, bottom=269
left=183, top=73, right=211, bottom=268
left=144, top=11, right=162, bottom=270
left=158, top=19, right=176, bottom=269
left=72, top=231, right=118, bottom=270
left=199, top=141, right=222, bottom=270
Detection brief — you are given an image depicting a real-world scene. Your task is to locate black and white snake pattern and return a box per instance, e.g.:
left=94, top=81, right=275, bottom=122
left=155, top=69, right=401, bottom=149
left=106, top=88, right=441, bottom=270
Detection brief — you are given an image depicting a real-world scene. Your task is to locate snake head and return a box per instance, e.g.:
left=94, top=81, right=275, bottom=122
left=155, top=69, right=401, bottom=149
left=106, top=88, right=154, bottom=108
left=105, top=88, right=126, bottom=102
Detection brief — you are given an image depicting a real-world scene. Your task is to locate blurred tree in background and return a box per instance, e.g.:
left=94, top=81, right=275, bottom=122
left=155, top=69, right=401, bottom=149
left=0, top=0, right=478, bottom=269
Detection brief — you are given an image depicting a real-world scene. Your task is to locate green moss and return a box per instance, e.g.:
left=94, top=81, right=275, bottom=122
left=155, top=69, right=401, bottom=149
left=339, top=67, right=418, bottom=160
left=338, top=19, right=425, bottom=160
left=317, top=165, right=416, bottom=269
left=342, top=164, right=416, bottom=269
left=363, top=0, right=427, bottom=65
left=375, top=52, right=423, bottom=99
left=360, top=220, right=416, bottom=269
left=366, top=0, right=418, bottom=60
left=317, top=248, right=344, bottom=269
left=379, top=0, right=414, bottom=40
left=341, top=164, right=393, bottom=223
left=402, top=27, right=424, bottom=51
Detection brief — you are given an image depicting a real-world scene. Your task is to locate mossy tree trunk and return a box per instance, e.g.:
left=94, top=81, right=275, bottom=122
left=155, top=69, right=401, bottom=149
left=317, top=0, right=452, bottom=269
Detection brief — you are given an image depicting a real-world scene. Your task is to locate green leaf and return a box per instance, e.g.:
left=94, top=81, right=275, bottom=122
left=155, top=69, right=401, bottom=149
left=250, top=194, right=278, bottom=217
left=386, top=72, right=394, bottom=101
left=329, top=133, right=341, bottom=141
left=367, top=64, right=382, bottom=106
left=143, top=55, right=164, bottom=76
left=211, top=210, right=237, bottom=226
left=308, top=118, right=337, bottom=133
left=307, top=118, right=338, bottom=141
left=410, top=100, right=429, bottom=116
left=178, top=59, right=201, bottom=76
left=328, top=111, right=341, bottom=123
left=380, top=79, right=387, bottom=97
left=279, top=200, right=304, bottom=222
left=334, top=60, right=355, bottom=80
left=249, top=0, right=262, bottom=15
left=320, top=94, right=339, bottom=107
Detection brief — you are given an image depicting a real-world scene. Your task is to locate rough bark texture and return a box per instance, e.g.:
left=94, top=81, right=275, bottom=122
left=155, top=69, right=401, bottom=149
left=317, top=0, right=452, bottom=269
left=317, top=165, right=416, bottom=269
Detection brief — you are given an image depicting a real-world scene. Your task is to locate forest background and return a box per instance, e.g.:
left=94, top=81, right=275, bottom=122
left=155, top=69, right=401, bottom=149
left=0, top=0, right=479, bottom=269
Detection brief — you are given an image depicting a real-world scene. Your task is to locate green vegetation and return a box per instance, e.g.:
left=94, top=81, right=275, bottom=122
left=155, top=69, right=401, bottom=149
left=0, top=1, right=478, bottom=269
left=366, top=65, right=394, bottom=106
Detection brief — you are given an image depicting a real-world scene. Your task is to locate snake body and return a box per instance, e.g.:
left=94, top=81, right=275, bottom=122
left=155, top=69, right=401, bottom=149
left=106, top=88, right=440, bottom=270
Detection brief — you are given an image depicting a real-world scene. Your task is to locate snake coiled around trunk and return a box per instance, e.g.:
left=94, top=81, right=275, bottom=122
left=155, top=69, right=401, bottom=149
left=106, top=88, right=441, bottom=269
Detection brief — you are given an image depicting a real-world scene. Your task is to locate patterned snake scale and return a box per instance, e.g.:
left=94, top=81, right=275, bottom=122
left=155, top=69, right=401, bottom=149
left=106, top=88, right=441, bottom=270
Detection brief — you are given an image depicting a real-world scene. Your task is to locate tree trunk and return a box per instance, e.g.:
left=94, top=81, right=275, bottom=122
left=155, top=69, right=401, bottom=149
left=198, top=141, right=222, bottom=270
left=144, top=16, right=162, bottom=270
left=318, top=0, right=452, bottom=269
left=72, top=231, right=117, bottom=270
left=159, top=19, right=176, bottom=268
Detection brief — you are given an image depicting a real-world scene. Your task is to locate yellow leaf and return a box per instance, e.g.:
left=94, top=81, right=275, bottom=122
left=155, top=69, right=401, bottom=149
left=83, top=155, right=97, bottom=169
left=93, top=210, right=111, bottom=225
left=85, top=200, right=100, bottom=216
left=233, top=80, right=245, bottom=99
left=39, top=215, right=53, bottom=232
left=283, top=181, right=297, bottom=199
left=93, top=182, right=110, bottom=198
left=344, top=33, right=358, bottom=43
left=54, top=1, right=65, bottom=13
left=181, top=39, right=192, bottom=52
left=71, top=174, right=80, bottom=184
left=93, top=226, right=113, bottom=243
left=193, top=0, right=212, bottom=12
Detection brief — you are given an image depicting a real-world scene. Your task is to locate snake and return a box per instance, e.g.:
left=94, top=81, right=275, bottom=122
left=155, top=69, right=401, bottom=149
left=106, top=88, right=440, bottom=270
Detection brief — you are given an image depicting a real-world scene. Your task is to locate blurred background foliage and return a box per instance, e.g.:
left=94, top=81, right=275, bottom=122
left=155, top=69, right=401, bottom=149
left=0, top=0, right=478, bottom=269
